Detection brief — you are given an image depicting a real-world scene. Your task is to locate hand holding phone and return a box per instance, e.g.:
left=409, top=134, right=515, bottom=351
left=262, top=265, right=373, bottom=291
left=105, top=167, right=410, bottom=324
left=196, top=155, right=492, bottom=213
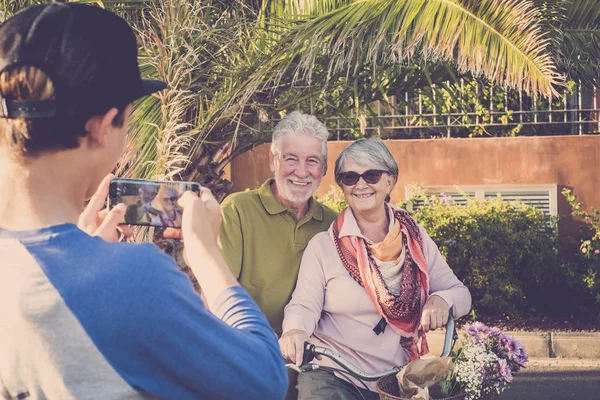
left=79, top=174, right=134, bottom=241
left=110, top=177, right=237, bottom=310
left=109, top=178, right=201, bottom=228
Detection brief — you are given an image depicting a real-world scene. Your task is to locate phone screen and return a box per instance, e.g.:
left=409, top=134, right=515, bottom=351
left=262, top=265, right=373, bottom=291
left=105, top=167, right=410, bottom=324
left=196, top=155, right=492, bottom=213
left=109, top=178, right=200, bottom=228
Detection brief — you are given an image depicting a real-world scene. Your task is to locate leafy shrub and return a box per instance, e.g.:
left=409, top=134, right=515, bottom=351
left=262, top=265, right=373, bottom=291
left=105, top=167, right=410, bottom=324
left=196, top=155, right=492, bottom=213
left=562, top=189, right=600, bottom=317
left=401, top=191, right=563, bottom=317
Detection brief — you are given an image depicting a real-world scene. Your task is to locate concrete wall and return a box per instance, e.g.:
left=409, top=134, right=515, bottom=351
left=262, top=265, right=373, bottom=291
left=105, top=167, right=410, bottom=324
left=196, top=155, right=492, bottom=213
left=229, top=135, right=600, bottom=235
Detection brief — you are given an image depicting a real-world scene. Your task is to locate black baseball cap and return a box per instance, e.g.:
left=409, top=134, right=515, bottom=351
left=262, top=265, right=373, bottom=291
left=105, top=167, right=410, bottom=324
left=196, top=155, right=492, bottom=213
left=0, top=2, right=166, bottom=119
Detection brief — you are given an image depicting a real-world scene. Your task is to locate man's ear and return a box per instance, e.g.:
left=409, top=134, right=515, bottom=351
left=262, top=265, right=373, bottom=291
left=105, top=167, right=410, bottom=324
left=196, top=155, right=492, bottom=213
left=84, top=107, right=120, bottom=148
left=322, top=162, right=328, bottom=176
left=269, top=151, right=276, bottom=173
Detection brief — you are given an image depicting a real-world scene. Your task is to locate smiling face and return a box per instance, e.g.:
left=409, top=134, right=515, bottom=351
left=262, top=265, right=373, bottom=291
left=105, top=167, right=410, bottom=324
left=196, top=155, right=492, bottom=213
left=159, top=188, right=178, bottom=213
left=340, top=159, right=396, bottom=215
left=270, top=133, right=325, bottom=206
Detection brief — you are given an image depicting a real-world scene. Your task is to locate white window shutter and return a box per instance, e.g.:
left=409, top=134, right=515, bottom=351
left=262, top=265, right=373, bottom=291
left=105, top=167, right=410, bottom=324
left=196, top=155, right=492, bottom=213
left=405, top=185, right=558, bottom=216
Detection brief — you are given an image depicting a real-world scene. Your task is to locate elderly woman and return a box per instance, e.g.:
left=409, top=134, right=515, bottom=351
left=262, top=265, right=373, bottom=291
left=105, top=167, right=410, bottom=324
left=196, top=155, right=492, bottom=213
left=150, top=186, right=183, bottom=227
left=279, top=139, right=471, bottom=400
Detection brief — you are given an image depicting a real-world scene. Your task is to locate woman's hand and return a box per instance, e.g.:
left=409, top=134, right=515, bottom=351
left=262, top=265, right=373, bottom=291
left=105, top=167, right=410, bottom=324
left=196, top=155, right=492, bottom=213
left=279, top=329, right=313, bottom=367
left=420, top=295, right=450, bottom=332
left=78, top=173, right=133, bottom=242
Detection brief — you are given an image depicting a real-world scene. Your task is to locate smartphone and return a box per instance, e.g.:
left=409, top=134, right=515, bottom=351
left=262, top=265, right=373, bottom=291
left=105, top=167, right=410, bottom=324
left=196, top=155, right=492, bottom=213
left=108, top=177, right=201, bottom=228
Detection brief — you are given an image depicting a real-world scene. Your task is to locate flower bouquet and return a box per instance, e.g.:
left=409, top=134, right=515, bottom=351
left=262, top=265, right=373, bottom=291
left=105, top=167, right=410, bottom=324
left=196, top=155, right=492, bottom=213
left=437, top=322, right=528, bottom=400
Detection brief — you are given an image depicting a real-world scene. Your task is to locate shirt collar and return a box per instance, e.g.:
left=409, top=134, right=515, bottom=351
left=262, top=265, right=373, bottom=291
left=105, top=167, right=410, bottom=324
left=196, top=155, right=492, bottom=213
left=258, top=179, right=323, bottom=221
left=307, top=196, right=324, bottom=221
left=336, top=204, right=396, bottom=243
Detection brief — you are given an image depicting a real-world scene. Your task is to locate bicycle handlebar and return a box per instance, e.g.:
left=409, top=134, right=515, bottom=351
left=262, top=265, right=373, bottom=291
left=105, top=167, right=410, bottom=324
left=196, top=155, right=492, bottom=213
left=287, top=315, right=457, bottom=382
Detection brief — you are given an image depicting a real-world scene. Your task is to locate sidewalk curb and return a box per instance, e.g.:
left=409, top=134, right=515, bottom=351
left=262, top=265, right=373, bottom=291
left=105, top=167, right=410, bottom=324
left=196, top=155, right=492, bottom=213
left=526, top=357, right=600, bottom=369
left=426, top=330, right=600, bottom=359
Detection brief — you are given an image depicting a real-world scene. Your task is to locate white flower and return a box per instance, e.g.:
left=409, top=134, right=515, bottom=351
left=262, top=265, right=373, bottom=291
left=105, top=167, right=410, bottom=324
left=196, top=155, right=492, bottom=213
left=454, top=342, right=500, bottom=400
left=450, top=323, right=528, bottom=399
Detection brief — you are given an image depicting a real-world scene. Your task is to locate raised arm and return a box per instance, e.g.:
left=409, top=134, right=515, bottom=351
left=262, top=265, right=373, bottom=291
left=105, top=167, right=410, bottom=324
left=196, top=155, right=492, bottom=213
left=280, top=234, right=328, bottom=365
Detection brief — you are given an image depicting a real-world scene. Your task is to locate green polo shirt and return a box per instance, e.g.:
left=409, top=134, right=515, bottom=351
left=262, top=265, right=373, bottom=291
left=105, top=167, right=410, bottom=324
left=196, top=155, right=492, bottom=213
left=218, top=179, right=338, bottom=335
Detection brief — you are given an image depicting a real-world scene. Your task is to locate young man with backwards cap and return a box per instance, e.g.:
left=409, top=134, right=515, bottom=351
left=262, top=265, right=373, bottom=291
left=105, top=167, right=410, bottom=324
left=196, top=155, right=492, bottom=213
left=0, top=2, right=287, bottom=399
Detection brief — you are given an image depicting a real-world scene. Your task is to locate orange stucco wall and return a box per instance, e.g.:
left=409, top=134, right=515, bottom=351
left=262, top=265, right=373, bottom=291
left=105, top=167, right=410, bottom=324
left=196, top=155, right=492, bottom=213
left=229, top=135, right=600, bottom=235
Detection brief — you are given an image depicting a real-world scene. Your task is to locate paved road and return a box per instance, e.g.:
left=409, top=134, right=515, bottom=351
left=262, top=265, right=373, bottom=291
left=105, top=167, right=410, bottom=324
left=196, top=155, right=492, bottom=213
left=500, top=359, right=600, bottom=400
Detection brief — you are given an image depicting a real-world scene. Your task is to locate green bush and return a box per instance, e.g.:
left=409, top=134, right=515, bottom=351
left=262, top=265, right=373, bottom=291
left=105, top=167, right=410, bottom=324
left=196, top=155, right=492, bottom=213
left=562, top=189, right=600, bottom=317
left=317, top=187, right=564, bottom=317
left=401, top=192, right=563, bottom=317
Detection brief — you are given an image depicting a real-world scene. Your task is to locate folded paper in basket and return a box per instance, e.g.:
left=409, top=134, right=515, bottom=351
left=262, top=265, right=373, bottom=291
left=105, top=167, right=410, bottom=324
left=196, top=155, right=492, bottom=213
left=396, top=357, right=453, bottom=400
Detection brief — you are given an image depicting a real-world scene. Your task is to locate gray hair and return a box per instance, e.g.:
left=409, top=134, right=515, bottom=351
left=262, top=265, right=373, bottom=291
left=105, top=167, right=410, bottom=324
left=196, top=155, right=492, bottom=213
left=334, top=138, right=399, bottom=189
left=270, top=111, right=329, bottom=160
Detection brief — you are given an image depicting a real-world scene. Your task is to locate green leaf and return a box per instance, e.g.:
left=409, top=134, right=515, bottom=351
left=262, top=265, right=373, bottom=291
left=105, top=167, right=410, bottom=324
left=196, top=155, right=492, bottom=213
left=272, top=0, right=564, bottom=98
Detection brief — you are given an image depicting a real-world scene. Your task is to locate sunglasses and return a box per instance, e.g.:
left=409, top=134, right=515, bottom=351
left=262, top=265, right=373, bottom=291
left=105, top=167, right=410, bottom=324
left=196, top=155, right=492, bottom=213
left=338, top=169, right=390, bottom=186
left=163, top=196, right=178, bottom=202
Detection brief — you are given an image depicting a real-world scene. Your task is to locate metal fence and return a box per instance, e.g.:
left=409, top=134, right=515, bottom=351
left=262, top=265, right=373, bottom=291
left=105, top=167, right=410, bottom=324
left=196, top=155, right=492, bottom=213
left=306, top=81, right=600, bottom=140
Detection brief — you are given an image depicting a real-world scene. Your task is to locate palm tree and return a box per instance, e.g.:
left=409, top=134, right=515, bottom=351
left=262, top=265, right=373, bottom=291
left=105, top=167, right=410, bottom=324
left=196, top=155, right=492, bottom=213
left=2, top=1, right=599, bottom=196
left=118, top=0, right=576, bottom=194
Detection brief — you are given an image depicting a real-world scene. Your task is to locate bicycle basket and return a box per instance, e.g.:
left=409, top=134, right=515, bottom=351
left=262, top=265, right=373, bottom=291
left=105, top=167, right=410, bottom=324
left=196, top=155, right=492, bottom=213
left=376, top=374, right=468, bottom=400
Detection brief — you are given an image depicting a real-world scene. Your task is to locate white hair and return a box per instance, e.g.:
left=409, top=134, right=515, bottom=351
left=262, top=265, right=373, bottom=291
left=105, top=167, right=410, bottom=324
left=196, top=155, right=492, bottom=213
left=270, top=111, right=329, bottom=160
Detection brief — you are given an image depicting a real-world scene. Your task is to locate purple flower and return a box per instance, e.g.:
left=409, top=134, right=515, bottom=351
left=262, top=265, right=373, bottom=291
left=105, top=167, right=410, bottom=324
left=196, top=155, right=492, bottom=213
left=498, top=359, right=513, bottom=383
left=466, top=323, right=479, bottom=336
left=505, top=338, right=528, bottom=371
left=489, top=327, right=502, bottom=337
left=457, top=321, right=528, bottom=396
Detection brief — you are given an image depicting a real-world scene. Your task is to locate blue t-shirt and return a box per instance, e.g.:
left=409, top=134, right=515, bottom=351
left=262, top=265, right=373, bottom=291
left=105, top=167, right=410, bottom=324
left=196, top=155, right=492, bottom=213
left=0, top=224, right=287, bottom=399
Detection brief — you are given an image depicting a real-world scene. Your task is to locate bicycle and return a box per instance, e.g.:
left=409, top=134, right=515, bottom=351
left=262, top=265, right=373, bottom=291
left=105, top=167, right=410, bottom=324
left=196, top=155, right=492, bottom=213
left=285, top=317, right=458, bottom=400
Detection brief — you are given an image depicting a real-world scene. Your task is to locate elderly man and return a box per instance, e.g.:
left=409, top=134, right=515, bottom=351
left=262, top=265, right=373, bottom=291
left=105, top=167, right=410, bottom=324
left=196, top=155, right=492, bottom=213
left=219, top=111, right=337, bottom=336
left=124, top=183, right=159, bottom=224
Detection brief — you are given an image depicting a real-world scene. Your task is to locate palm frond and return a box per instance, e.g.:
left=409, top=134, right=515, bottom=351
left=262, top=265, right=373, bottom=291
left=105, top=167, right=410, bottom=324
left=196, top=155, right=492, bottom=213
left=558, top=0, right=600, bottom=86
left=268, top=0, right=349, bottom=18
left=117, top=0, right=210, bottom=180
left=272, top=0, right=564, bottom=98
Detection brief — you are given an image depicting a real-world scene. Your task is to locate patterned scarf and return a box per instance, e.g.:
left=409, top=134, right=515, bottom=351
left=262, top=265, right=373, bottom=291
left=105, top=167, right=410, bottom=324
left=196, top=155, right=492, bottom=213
left=331, top=205, right=430, bottom=361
